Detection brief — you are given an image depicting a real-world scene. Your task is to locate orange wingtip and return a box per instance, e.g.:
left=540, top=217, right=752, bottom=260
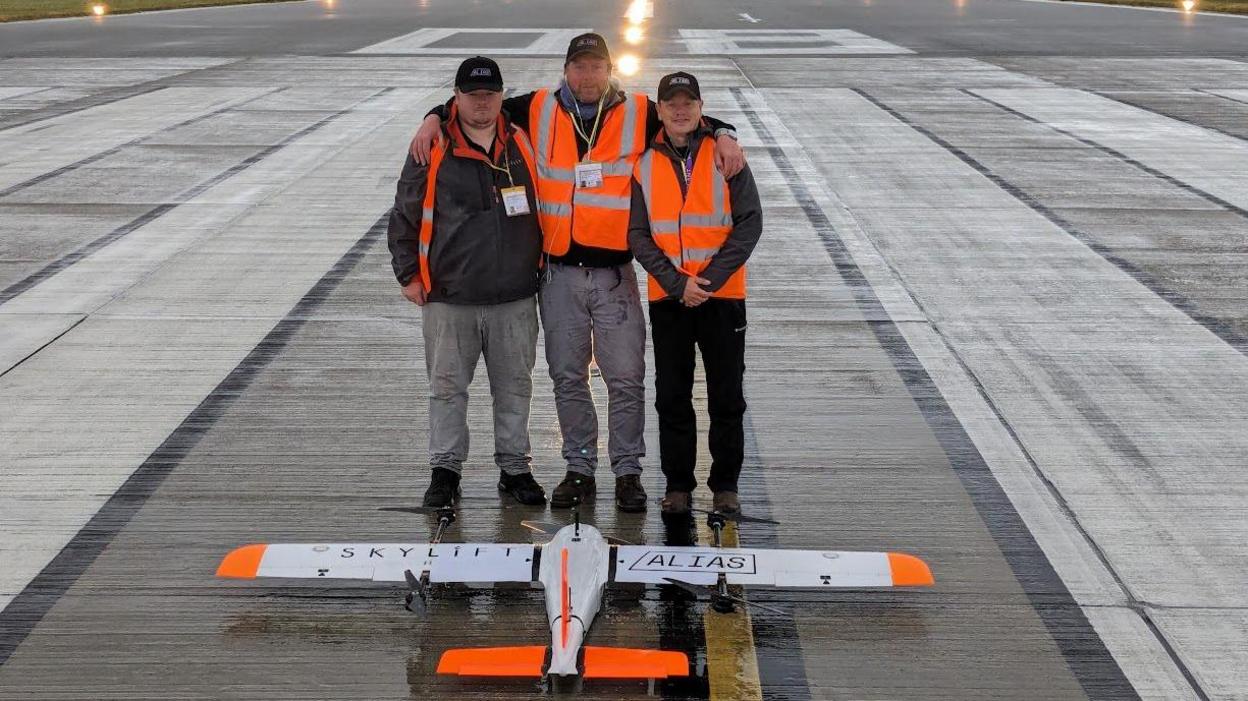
left=888, top=552, right=935, bottom=586
left=216, top=544, right=267, bottom=579
left=437, top=646, right=547, bottom=677
left=582, top=647, right=689, bottom=679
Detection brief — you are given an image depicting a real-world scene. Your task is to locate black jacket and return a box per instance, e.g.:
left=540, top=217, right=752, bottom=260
left=627, top=124, right=763, bottom=299
left=387, top=111, right=543, bottom=305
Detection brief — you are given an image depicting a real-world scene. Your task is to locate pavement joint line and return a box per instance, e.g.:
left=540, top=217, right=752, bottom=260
left=846, top=84, right=1208, bottom=701
left=0, top=86, right=393, bottom=308
left=0, top=85, right=286, bottom=199
left=0, top=314, right=85, bottom=381
left=0, top=58, right=249, bottom=133
left=952, top=87, right=1248, bottom=358
left=1087, top=88, right=1248, bottom=144
left=966, top=89, right=1248, bottom=208
left=731, top=75, right=1142, bottom=700
left=863, top=86, right=1248, bottom=363
left=0, top=212, right=390, bottom=668
left=1193, top=88, right=1248, bottom=106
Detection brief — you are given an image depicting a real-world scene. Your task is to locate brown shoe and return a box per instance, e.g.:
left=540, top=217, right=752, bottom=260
left=550, top=471, right=595, bottom=508
left=661, top=491, right=692, bottom=515
left=615, top=475, right=648, bottom=513
left=712, top=491, right=740, bottom=514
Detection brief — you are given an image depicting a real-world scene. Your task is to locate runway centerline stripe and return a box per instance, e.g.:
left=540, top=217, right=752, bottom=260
left=0, top=213, right=390, bottom=668
left=0, top=87, right=392, bottom=308
left=729, top=82, right=1140, bottom=701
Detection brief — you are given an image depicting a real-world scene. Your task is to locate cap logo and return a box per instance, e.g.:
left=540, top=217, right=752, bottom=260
left=578, top=37, right=598, bottom=47
left=469, top=67, right=493, bottom=77
left=670, top=76, right=691, bottom=85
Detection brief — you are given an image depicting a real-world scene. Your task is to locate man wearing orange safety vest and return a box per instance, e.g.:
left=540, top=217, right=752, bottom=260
left=628, top=72, right=763, bottom=517
left=388, top=57, right=548, bottom=509
left=410, top=34, right=746, bottom=513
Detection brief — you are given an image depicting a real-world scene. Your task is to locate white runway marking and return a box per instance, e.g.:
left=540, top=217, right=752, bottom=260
left=738, top=12, right=762, bottom=23
left=761, top=83, right=1248, bottom=697
left=351, top=27, right=592, bottom=55
left=0, top=87, right=442, bottom=607
left=972, top=86, right=1248, bottom=212
left=0, top=87, right=268, bottom=191
left=679, top=29, right=913, bottom=55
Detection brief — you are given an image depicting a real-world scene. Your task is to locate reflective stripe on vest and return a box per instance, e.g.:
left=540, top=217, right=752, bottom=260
left=634, top=138, right=746, bottom=302
left=418, top=130, right=540, bottom=292
left=530, top=87, right=648, bottom=254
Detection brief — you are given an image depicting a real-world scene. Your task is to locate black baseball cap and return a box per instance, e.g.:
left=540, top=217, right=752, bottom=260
left=657, top=71, right=701, bottom=102
left=565, top=32, right=611, bottom=65
left=455, top=56, right=503, bottom=93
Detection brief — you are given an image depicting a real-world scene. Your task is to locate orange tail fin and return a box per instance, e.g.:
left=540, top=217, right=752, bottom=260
left=581, top=646, right=689, bottom=679
left=436, top=646, right=547, bottom=677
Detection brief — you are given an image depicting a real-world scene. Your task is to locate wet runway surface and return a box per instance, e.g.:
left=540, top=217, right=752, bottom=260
left=2, top=2, right=1248, bottom=700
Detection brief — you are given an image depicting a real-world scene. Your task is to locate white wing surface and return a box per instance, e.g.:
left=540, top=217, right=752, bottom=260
left=217, top=542, right=539, bottom=583
left=610, top=546, right=933, bottom=588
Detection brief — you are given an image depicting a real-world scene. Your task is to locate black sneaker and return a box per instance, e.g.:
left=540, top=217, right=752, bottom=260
left=550, top=471, right=595, bottom=508
left=498, top=471, right=547, bottom=505
left=421, top=468, right=461, bottom=507
left=615, top=474, right=648, bottom=513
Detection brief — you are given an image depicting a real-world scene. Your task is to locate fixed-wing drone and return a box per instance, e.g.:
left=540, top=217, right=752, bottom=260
left=217, top=507, right=933, bottom=680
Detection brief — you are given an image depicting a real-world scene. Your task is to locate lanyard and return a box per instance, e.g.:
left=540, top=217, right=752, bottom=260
left=479, top=141, right=515, bottom=186
left=567, top=91, right=607, bottom=161
left=679, top=150, right=694, bottom=185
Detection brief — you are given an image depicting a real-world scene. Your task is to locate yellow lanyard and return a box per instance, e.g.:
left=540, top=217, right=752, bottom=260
left=566, top=91, right=607, bottom=162
left=479, top=141, right=515, bottom=186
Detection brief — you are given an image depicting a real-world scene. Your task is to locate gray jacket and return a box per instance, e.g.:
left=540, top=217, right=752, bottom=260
left=627, top=124, right=763, bottom=299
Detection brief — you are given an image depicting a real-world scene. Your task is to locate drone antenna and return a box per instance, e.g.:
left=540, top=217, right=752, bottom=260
left=573, top=502, right=581, bottom=537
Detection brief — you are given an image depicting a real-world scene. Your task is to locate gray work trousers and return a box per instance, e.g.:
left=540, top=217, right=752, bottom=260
left=421, top=297, right=538, bottom=476
left=538, top=262, right=646, bottom=477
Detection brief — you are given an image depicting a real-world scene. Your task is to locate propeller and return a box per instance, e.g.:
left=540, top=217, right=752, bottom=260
left=521, top=520, right=636, bottom=545
left=690, top=507, right=779, bottom=526
left=379, top=506, right=447, bottom=516
left=662, top=577, right=787, bottom=616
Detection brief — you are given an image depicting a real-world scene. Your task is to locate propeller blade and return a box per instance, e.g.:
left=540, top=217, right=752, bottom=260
left=691, top=507, right=779, bottom=525
left=379, top=506, right=445, bottom=516
left=520, top=520, right=563, bottom=536
left=662, top=577, right=713, bottom=597
left=724, top=593, right=786, bottom=616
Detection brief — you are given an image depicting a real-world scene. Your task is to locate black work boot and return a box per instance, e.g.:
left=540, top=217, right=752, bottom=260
left=615, top=474, right=648, bottom=513
left=550, top=471, right=595, bottom=508
left=421, top=468, right=461, bottom=507
left=498, top=471, right=547, bottom=505
left=712, top=490, right=740, bottom=515
left=661, top=491, right=692, bottom=516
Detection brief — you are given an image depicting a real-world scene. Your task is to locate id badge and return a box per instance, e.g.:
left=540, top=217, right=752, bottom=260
left=500, top=185, right=531, bottom=217
left=574, top=162, right=604, bottom=189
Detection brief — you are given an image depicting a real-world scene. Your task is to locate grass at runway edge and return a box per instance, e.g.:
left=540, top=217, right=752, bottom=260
left=1058, top=0, right=1248, bottom=14
left=0, top=0, right=302, bottom=22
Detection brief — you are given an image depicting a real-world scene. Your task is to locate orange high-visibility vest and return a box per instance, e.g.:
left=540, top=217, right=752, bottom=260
left=417, top=112, right=539, bottom=292
left=528, top=88, right=648, bottom=254
left=633, top=136, right=745, bottom=302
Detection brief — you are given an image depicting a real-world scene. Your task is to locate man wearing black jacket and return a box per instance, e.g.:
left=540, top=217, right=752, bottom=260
left=628, top=72, right=763, bottom=516
left=387, top=57, right=547, bottom=508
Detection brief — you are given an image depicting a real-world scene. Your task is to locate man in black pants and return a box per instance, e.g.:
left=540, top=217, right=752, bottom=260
left=628, top=72, right=763, bottom=515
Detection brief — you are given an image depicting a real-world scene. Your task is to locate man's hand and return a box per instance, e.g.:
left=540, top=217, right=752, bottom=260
left=714, top=134, right=745, bottom=179
left=401, top=279, right=428, bottom=306
left=681, top=276, right=713, bottom=307
left=410, top=114, right=442, bottom=166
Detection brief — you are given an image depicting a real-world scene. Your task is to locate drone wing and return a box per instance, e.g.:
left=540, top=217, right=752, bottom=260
left=217, top=542, right=539, bottom=584
left=609, top=546, right=932, bottom=588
